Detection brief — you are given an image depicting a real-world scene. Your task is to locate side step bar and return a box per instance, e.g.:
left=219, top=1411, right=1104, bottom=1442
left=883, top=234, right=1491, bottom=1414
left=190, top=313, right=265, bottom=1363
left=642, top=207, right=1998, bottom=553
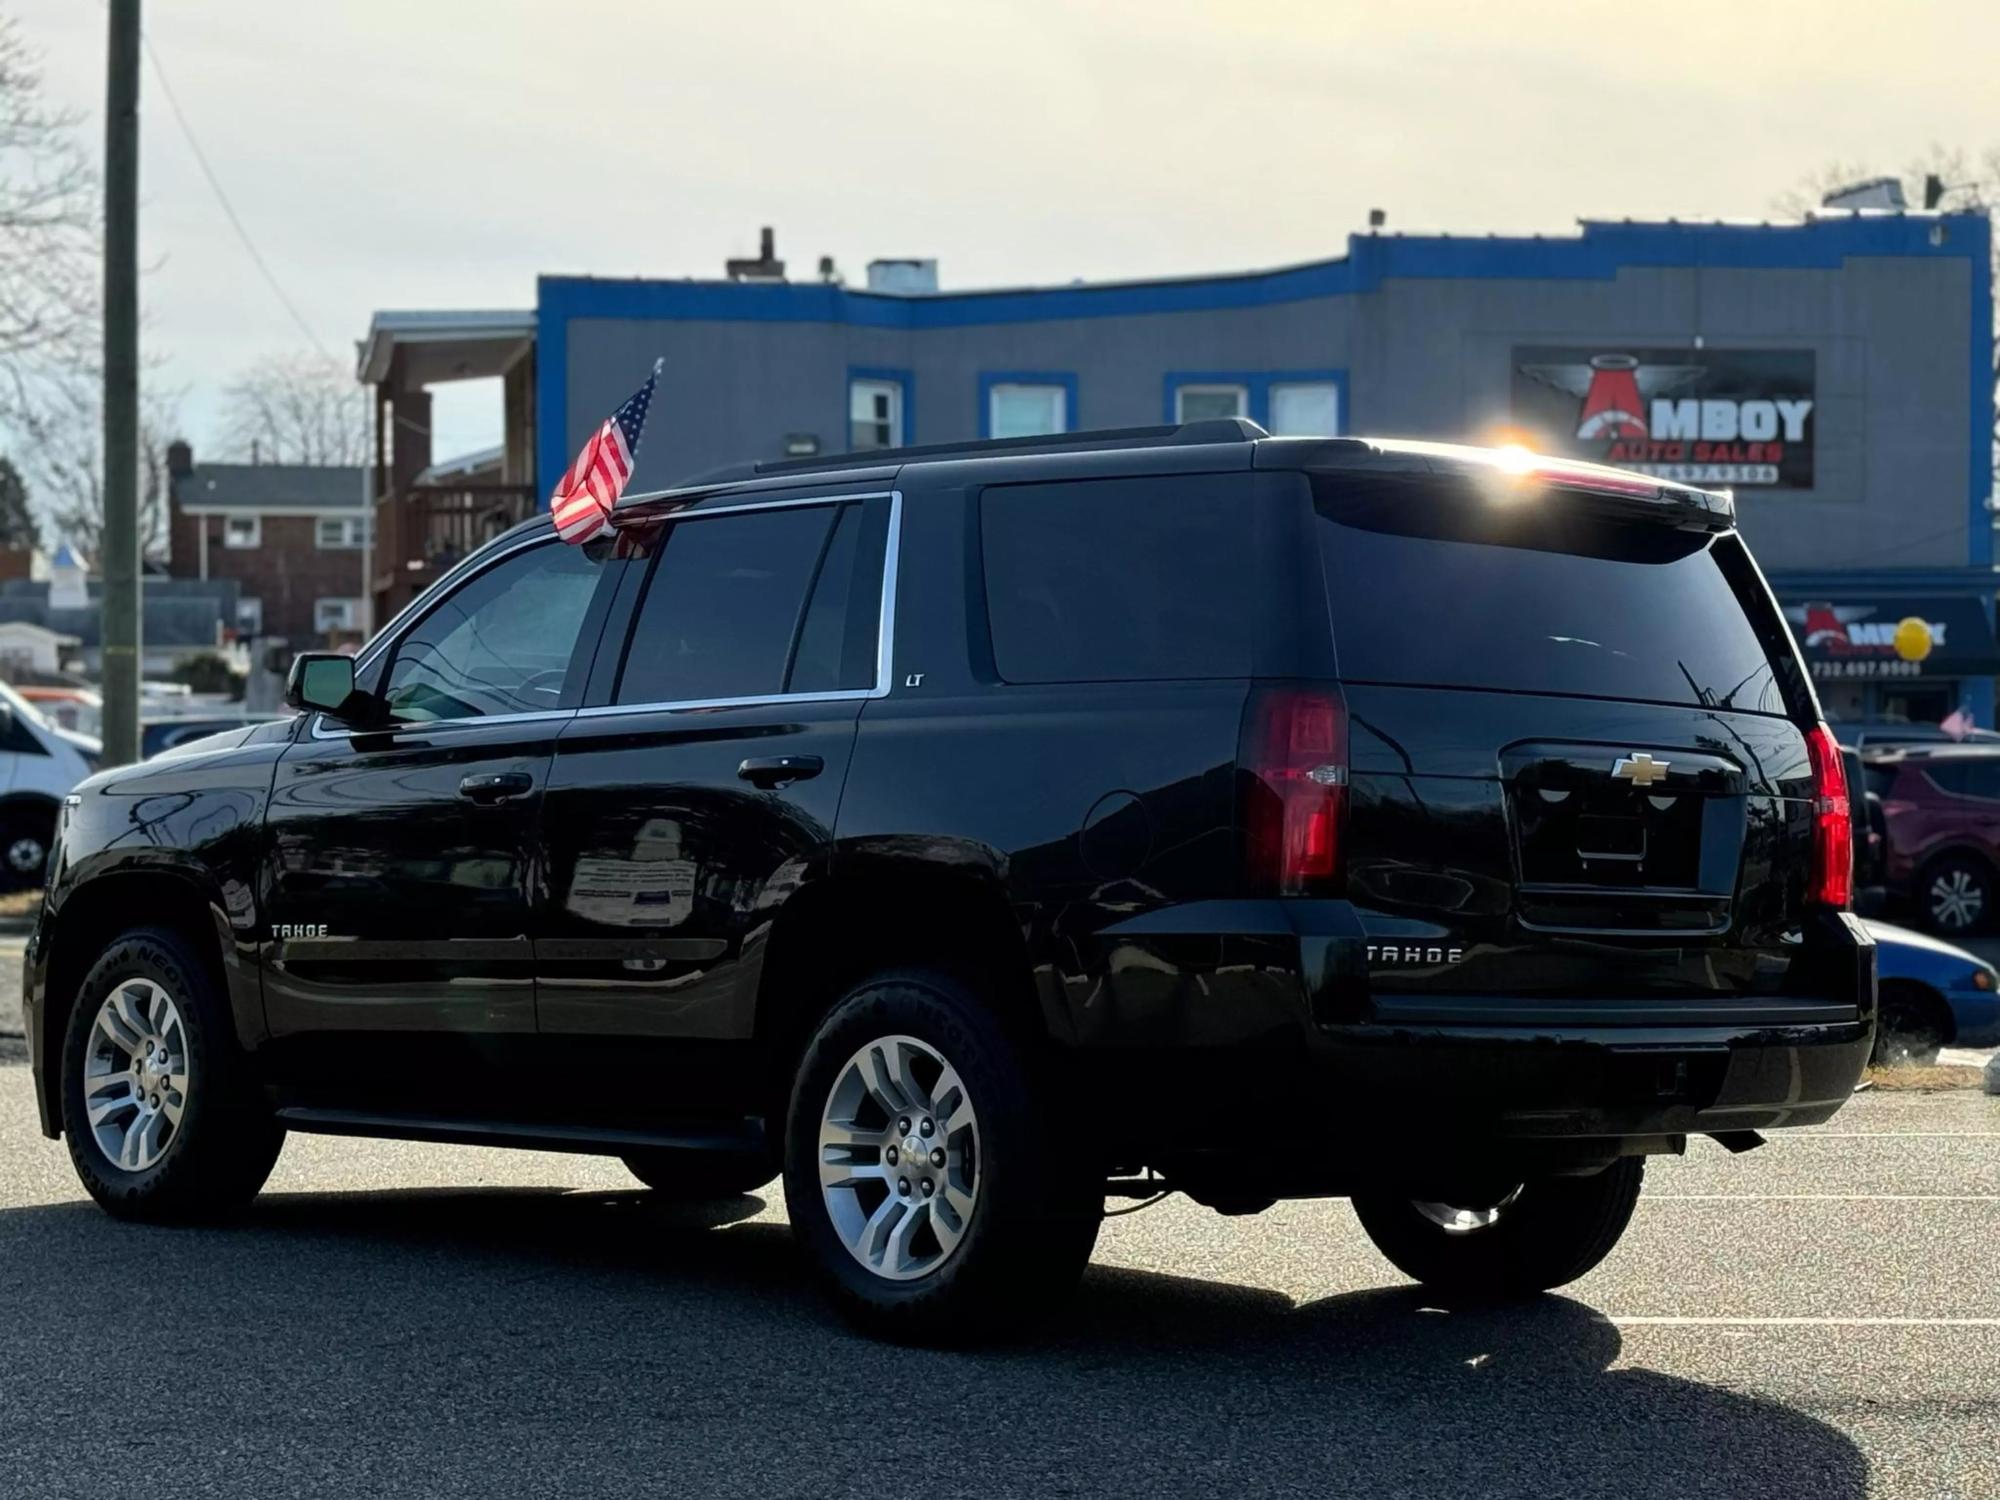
left=272, top=1106, right=765, bottom=1158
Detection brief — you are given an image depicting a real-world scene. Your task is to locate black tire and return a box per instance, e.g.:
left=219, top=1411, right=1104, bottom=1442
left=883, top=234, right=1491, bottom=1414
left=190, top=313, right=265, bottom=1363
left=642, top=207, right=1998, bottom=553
left=60, top=925, right=284, bottom=1222
left=1352, top=1158, right=1645, bottom=1298
left=782, top=968, right=1100, bottom=1344
left=1920, top=852, right=1995, bottom=937
left=0, top=804, right=55, bottom=891
left=1872, top=981, right=1947, bottom=1067
left=621, top=1148, right=775, bottom=1199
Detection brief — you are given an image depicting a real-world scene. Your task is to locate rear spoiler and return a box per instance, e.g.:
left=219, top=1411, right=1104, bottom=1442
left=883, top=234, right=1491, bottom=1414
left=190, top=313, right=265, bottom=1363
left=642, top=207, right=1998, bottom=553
left=1261, top=437, right=1737, bottom=533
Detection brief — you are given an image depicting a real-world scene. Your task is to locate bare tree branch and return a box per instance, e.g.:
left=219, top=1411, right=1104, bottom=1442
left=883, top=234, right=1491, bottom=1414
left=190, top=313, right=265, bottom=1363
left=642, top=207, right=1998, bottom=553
left=218, top=352, right=369, bottom=466
left=20, top=369, right=179, bottom=562
left=0, top=14, right=98, bottom=373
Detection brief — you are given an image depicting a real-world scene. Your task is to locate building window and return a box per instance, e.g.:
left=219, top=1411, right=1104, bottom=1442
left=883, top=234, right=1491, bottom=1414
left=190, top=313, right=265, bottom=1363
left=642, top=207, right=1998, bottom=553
left=1174, top=384, right=1249, bottom=423
left=986, top=381, right=1069, bottom=440
left=223, top=515, right=261, bottom=549
left=315, top=598, right=363, bottom=634
left=1268, top=382, right=1341, bottom=437
left=235, top=598, right=263, bottom=636
left=316, top=516, right=369, bottom=549
left=849, top=378, right=904, bottom=451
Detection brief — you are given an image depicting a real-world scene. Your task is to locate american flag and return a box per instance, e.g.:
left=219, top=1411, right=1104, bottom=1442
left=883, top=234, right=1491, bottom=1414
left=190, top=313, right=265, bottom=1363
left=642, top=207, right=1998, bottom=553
left=551, top=360, right=660, bottom=543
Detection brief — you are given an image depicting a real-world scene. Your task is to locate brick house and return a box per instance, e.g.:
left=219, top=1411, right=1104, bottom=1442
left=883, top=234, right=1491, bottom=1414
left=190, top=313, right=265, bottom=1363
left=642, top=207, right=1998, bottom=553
left=165, top=442, right=371, bottom=647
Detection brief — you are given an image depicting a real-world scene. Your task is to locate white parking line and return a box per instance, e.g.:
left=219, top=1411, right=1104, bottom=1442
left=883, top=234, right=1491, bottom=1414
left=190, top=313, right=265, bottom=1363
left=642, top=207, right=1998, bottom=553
left=1644, top=1194, right=2000, bottom=1202
left=1607, top=1316, right=2000, bottom=1328
left=1780, top=1131, right=2000, bottom=1139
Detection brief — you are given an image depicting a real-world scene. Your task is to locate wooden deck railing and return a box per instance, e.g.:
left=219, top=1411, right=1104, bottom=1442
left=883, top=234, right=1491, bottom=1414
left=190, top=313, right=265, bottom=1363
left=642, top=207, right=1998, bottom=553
left=373, top=483, right=535, bottom=601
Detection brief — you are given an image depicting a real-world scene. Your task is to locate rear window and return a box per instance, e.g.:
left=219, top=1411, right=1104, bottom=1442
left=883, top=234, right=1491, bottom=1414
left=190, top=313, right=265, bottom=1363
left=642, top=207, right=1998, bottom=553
left=1314, top=474, right=1807, bottom=717
left=980, top=476, right=1251, bottom=683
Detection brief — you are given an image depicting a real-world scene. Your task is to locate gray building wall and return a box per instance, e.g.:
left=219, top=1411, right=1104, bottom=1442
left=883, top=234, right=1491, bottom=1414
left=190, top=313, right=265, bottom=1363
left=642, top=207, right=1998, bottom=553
left=550, top=217, right=1988, bottom=577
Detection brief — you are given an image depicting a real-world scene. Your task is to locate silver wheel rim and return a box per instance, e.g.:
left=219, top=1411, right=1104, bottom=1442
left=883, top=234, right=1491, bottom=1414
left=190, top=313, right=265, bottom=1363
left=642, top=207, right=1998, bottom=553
left=7, top=835, right=45, bottom=874
left=82, top=979, right=191, bottom=1173
left=817, top=1034, right=979, bottom=1282
left=1413, top=1185, right=1523, bottom=1235
left=1930, top=868, right=1984, bottom=929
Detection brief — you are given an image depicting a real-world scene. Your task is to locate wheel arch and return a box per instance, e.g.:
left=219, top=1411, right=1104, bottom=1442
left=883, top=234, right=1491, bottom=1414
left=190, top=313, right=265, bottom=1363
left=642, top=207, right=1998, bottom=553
left=1877, top=977, right=1958, bottom=1047
left=0, top=790, right=62, bottom=821
left=0, top=791, right=61, bottom=862
left=751, top=849, right=1050, bottom=1114
left=1916, top=841, right=2000, bottom=875
left=38, top=865, right=251, bottom=1137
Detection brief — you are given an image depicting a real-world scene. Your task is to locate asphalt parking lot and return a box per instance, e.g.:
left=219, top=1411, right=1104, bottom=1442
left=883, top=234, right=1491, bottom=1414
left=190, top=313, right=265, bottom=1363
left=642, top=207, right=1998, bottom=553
left=0, top=1016, right=1995, bottom=1497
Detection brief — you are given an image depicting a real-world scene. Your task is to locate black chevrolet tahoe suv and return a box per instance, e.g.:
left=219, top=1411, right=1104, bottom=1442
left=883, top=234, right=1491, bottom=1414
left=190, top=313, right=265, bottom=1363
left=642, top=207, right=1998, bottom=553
left=25, top=420, right=1875, bottom=1342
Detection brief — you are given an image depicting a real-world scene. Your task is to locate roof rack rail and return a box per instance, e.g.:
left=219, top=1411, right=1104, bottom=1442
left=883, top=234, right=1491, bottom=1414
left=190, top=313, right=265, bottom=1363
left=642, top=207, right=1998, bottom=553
left=671, top=418, right=1272, bottom=489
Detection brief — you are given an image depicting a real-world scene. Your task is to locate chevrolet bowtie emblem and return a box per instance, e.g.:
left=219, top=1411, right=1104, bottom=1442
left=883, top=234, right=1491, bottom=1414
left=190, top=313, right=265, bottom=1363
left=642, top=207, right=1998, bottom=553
left=1611, top=753, right=1671, bottom=787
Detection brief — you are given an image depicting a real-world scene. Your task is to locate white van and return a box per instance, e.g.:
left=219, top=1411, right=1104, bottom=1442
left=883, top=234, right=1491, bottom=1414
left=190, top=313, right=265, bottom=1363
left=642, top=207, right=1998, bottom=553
left=0, top=682, right=100, bottom=887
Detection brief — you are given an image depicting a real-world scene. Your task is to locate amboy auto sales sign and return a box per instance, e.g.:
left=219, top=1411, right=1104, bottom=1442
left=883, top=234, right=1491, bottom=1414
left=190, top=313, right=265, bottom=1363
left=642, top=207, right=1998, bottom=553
left=1513, top=348, right=1816, bottom=487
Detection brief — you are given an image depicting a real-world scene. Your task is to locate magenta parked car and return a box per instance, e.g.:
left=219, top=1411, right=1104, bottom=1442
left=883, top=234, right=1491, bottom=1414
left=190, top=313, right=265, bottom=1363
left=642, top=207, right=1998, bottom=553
left=1869, top=746, right=2000, bottom=935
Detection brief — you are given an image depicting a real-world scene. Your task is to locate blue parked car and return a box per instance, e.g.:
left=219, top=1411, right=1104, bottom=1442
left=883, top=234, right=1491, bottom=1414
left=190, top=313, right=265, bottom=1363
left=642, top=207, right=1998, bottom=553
left=1865, top=918, right=2000, bottom=1064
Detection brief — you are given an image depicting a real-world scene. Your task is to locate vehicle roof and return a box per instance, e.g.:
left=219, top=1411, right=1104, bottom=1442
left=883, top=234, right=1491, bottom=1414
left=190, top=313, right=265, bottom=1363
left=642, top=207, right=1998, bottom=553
left=603, top=421, right=1731, bottom=526
left=479, top=423, right=1735, bottom=558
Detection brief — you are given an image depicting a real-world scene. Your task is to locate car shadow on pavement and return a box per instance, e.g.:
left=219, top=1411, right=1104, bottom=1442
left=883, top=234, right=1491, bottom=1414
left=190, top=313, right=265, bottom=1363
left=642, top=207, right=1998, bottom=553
left=0, top=1186, right=1867, bottom=1500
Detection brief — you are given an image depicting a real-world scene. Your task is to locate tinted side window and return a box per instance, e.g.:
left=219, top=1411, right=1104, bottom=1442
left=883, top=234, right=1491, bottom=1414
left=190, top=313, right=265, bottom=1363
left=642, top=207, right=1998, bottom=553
left=616, top=505, right=836, bottom=705
left=1921, top=764, right=1966, bottom=796
left=383, top=542, right=603, bottom=722
left=981, top=476, right=1252, bottom=683
left=1925, top=760, right=2000, bottom=800
left=788, top=498, right=890, bottom=694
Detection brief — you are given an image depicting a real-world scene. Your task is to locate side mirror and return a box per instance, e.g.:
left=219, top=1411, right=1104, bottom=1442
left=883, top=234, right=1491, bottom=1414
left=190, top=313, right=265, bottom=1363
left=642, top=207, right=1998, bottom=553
left=284, top=652, right=363, bottom=719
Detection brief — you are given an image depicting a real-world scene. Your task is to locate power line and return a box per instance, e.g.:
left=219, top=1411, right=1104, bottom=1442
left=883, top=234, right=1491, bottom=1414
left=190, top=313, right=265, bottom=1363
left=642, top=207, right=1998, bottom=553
left=139, top=30, right=343, bottom=375
left=138, top=27, right=435, bottom=445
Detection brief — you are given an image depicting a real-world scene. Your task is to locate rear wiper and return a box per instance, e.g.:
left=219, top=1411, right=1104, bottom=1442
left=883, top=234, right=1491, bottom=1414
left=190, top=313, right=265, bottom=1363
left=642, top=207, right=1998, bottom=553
left=1676, top=660, right=1717, bottom=709
left=1714, top=663, right=1774, bottom=713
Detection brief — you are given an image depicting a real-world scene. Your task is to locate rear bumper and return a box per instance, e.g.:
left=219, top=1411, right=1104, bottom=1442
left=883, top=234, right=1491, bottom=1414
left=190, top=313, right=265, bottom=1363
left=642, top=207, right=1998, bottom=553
left=1298, top=1008, right=1870, bottom=1140
left=1074, top=900, right=1875, bottom=1151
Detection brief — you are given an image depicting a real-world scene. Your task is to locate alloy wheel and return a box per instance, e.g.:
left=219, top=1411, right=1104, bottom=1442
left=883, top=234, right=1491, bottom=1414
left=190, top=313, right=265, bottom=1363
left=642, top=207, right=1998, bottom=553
left=6, top=835, right=45, bottom=876
left=1929, top=867, right=1985, bottom=931
left=1411, top=1185, right=1524, bottom=1235
left=81, top=978, right=191, bottom=1173
left=817, top=1034, right=979, bottom=1281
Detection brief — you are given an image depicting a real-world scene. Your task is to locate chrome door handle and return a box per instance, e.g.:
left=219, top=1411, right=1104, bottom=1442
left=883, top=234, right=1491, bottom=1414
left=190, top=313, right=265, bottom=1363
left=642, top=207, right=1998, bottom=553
left=457, top=771, right=534, bottom=804
left=736, top=755, right=823, bottom=789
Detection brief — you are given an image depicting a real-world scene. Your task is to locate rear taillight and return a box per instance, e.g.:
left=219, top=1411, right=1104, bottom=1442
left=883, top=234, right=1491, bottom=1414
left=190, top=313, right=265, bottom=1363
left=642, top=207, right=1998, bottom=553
left=1239, top=685, right=1347, bottom=896
left=1805, top=721, right=1852, bottom=908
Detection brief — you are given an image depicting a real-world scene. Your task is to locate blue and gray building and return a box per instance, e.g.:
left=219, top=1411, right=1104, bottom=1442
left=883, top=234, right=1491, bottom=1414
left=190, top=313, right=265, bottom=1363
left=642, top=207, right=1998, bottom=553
left=359, top=211, right=1997, bottom=725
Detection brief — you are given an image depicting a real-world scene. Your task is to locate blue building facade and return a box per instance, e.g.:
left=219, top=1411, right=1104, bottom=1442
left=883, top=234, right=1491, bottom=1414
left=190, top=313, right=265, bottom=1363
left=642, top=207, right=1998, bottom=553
left=375, top=213, right=2000, bottom=728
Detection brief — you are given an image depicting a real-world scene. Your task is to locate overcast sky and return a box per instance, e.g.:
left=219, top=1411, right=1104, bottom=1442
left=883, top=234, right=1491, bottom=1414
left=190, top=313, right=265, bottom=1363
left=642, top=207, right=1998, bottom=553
left=14, top=0, right=2000, bottom=464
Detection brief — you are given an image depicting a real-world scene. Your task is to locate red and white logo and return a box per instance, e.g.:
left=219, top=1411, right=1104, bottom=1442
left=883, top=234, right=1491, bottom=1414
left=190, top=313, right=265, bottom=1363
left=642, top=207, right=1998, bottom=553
left=1516, top=349, right=1816, bottom=487
left=1782, top=602, right=1946, bottom=657
left=1519, top=353, right=1707, bottom=441
left=1572, top=354, right=1650, bottom=440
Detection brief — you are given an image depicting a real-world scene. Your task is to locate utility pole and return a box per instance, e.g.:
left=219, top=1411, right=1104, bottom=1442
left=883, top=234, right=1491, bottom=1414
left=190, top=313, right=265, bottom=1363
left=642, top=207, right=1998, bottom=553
left=101, top=0, right=141, bottom=767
